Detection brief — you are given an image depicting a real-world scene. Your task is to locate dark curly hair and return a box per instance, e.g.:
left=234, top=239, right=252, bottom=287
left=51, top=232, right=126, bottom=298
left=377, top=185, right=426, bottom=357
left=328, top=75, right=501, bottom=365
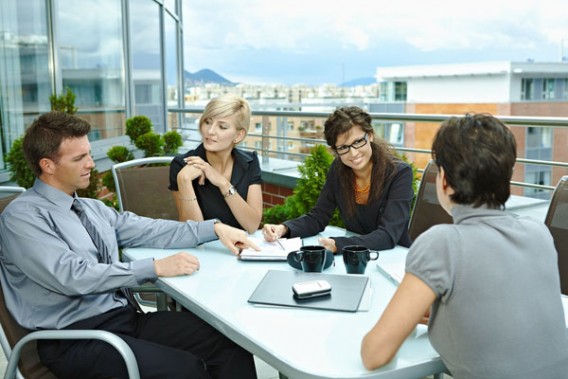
left=432, top=113, right=516, bottom=209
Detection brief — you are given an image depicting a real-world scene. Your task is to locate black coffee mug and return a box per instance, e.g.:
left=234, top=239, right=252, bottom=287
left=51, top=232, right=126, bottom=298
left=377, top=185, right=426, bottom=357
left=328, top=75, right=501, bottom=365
left=342, top=245, right=379, bottom=274
left=287, top=245, right=334, bottom=273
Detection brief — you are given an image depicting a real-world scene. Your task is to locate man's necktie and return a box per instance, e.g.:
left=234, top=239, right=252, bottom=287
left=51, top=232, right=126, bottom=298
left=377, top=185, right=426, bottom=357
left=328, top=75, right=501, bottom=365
left=72, top=199, right=143, bottom=313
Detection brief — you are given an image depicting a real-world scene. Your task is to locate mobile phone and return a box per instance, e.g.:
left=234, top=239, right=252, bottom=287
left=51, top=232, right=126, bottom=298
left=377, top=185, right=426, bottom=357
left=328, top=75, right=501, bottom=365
left=292, top=280, right=332, bottom=299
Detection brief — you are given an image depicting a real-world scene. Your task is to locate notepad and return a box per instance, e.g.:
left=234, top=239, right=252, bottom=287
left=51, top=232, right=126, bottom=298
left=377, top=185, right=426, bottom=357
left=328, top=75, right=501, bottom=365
left=562, top=295, right=568, bottom=328
left=248, top=270, right=369, bottom=312
left=238, top=237, right=302, bottom=261
left=376, top=261, right=405, bottom=285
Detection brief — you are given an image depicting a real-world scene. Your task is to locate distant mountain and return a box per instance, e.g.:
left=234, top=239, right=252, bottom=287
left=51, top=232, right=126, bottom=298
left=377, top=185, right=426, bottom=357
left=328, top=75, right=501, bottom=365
left=339, top=77, right=376, bottom=87
left=184, top=69, right=235, bottom=86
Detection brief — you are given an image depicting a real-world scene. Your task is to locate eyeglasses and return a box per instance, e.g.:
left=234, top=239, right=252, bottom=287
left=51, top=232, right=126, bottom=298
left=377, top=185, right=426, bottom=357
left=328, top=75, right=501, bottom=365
left=334, top=134, right=368, bottom=156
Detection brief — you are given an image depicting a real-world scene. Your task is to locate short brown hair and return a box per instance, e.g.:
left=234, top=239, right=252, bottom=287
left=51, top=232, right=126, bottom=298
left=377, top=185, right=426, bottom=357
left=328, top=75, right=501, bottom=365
left=23, top=111, right=91, bottom=177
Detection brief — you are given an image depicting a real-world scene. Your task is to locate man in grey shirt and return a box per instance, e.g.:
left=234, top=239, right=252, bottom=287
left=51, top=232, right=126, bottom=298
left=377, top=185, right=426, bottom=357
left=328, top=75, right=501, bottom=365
left=0, top=111, right=259, bottom=378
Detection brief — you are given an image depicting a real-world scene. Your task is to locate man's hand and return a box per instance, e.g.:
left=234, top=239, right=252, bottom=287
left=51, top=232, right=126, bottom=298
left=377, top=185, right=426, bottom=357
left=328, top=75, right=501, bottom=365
left=154, top=252, right=200, bottom=277
left=214, top=222, right=260, bottom=254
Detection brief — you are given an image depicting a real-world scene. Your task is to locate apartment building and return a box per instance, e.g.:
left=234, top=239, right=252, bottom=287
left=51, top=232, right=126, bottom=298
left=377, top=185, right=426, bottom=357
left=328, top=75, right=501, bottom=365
left=376, top=61, right=568, bottom=198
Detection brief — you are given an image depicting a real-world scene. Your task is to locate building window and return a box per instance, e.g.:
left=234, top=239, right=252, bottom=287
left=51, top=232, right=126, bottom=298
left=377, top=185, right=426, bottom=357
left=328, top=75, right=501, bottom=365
left=287, top=142, right=295, bottom=149
left=379, top=82, right=389, bottom=101
left=527, top=127, right=552, bottom=149
left=135, top=84, right=153, bottom=104
left=524, top=169, right=552, bottom=199
left=385, top=123, right=404, bottom=146
left=394, top=82, right=407, bottom=101
left=288, top=121, right=294, bottom=130
left=542, top=78, right=555, bottom=100
left=521, top=78, right=534, bottom=100
left=255, top=122, right=262, bottom=132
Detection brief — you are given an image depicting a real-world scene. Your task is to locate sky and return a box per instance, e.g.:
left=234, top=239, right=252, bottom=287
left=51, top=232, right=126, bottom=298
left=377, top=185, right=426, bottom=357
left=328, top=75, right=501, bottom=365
left=182, top=0, right=568, bottom=86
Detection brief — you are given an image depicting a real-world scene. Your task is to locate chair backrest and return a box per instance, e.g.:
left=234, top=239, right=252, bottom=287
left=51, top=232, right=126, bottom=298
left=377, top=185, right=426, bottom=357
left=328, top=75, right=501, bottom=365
left=0, top=186, right=26, bottom=214
left=545, top=176, right=568, bottom=295
left=0, top=187, right=57, bottom=379
left=112, top=157, right=179, bottom=221
left=0, top=282, right=57, bottom=379
left=408, top=160, right=453, bottom=242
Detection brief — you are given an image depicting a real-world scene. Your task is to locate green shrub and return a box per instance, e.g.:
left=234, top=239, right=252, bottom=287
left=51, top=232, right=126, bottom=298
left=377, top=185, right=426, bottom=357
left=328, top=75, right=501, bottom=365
left=5, top=137, right=35, bottom=188
left=263, top=144, right=343, bottom=227
left=397, top=152, right=419, bottom=208
left=49, top=87, right=78, bottom=115
left=77, top=168, right=100, bottom=198
left=102, top=146, right=135, bottom=194
left=136, top=132, right=163, bottom=157
left=107, top=146, right=134, bottom=163
left=163, top=130, right=183, bottom=155
left=126, top=115, right=153, bottom=144
left=103, top=116, right=182, bottom=207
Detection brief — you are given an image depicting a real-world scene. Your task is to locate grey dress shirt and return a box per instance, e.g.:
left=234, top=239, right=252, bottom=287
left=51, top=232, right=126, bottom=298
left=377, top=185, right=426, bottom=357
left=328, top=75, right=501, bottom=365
left=0, top=179, right=218, bottom=330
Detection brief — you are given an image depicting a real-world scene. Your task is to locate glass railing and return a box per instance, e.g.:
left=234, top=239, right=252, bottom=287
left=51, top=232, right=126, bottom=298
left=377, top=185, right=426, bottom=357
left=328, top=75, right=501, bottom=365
left=169, top=107, right=568, bottom=197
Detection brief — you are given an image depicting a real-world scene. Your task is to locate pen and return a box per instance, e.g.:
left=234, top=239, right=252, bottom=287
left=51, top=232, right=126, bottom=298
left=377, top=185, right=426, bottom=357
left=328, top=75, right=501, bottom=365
left=276, top=239, right=286, bottom=250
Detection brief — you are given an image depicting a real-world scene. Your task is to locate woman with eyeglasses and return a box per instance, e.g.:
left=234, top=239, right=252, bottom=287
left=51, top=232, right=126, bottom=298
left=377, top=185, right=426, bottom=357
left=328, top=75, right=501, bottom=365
left=262, top=106, right=413, bottom=254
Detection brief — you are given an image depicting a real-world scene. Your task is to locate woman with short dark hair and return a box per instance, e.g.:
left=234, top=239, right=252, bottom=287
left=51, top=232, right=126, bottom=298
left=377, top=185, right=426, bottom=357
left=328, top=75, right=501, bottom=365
left=361, top=113, right=568, bottom=378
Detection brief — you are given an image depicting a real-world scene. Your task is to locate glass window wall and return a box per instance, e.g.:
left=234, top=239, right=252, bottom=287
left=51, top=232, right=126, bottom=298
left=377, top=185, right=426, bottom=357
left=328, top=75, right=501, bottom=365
left=130, top=0, right=164, bottom=132
left=165, top=11, right=180, bottom=133
left=0, top=0, right=50, bottom=169
left=58, top=0, right=126, bottom=141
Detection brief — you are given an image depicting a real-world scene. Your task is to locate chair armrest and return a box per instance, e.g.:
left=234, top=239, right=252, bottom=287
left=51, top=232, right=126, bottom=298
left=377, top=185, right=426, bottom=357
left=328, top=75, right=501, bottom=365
left=4, top=330, right=140, bottom=379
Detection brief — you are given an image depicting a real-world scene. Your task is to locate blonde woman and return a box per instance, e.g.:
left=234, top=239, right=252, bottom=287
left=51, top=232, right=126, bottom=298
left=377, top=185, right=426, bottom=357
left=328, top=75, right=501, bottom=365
left=169, top=94, right=263, bottom=233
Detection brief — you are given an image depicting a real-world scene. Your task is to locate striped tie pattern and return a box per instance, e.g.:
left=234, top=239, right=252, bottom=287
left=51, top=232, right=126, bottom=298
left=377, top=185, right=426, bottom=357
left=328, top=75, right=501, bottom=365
left=72, top=199, right=143, bottom=313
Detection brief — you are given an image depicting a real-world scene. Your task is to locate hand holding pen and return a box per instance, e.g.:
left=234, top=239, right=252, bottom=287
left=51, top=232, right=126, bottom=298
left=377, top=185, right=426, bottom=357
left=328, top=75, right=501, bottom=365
left=262, top=223, right=289, bottom=242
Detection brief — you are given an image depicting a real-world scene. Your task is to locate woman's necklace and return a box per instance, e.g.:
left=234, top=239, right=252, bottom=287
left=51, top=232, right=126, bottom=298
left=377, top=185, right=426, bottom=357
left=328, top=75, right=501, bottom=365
left=354, top=179, right=370, bottom=204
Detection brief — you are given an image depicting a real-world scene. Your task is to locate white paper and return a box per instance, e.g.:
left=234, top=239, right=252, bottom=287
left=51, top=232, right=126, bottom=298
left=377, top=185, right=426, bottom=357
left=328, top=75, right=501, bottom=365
left=239, top=237, right=302, bottom=260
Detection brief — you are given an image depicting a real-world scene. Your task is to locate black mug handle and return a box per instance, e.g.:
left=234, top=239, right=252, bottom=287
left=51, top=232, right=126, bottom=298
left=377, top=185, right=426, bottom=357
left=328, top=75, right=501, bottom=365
left=368, top=250, right=379, bottom=260
left=287, top=251, right=303, bottom=270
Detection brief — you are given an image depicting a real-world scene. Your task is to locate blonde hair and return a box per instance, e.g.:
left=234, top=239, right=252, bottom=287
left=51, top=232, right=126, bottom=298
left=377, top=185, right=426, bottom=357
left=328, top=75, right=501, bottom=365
left=200, top=94, right=251, bottom=137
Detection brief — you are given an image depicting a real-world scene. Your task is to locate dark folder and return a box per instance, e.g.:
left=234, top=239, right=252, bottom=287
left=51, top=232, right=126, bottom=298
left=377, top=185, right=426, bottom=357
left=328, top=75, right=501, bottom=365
left=247, top=270, right=369, bottom=312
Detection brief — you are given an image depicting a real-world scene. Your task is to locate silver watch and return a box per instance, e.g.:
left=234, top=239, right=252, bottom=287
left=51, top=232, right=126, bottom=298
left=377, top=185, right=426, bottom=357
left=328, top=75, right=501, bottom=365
left=224, top=185, right=236, bottom=198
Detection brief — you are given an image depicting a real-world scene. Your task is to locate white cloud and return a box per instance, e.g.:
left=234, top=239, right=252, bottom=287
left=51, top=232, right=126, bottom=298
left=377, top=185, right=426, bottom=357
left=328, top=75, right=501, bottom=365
left=181, top=0, right=568, bottom=83
left=184, top=0, right=568, bottom=53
